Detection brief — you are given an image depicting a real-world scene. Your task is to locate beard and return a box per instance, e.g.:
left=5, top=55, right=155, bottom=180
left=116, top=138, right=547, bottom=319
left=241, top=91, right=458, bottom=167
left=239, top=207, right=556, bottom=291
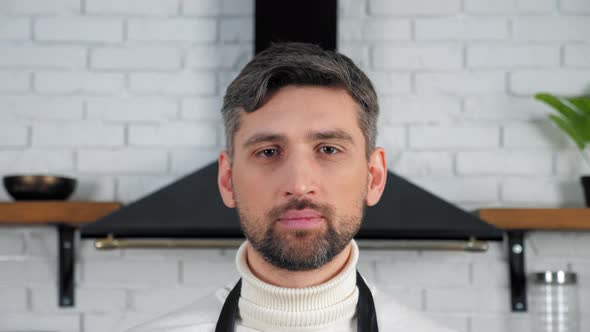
left=236, top=197, right=365, bottom=271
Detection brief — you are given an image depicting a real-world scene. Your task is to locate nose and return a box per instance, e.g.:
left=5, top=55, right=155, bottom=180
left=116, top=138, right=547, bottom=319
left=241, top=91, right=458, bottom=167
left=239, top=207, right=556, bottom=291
left=282, top=150, right=318, bottom=199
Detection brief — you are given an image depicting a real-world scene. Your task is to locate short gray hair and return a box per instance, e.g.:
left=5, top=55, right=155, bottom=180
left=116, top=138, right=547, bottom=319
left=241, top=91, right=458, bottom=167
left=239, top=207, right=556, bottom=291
left=222, top=42, right=379, bottom=159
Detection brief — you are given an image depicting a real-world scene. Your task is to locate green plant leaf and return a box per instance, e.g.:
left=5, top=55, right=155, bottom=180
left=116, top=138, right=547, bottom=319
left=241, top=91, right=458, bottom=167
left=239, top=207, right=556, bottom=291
left=535, top=93, right=585, bottom=124
left=572, top=120, right=590, bottom=142
left=535, top=92, right=590, bottom=150
left=548, top=114, right=586, bottom=149
left=566, top=97, right=590, bottom=116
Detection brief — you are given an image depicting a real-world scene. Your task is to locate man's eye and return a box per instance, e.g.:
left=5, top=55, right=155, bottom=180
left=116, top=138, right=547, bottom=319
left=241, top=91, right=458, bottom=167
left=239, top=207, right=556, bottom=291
left=258, top=149, right=277, bottom=158
left=320, top=146, right=339, bottom=154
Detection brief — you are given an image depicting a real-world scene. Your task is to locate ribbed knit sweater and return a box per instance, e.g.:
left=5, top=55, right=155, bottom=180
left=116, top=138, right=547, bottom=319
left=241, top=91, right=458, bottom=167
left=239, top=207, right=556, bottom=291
left=235, top=240, right=359, bottom=331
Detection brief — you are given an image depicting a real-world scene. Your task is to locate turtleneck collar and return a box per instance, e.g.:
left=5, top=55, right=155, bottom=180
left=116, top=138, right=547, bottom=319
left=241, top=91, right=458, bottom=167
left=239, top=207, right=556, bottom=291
left=234, top=240, right=360, bottom=330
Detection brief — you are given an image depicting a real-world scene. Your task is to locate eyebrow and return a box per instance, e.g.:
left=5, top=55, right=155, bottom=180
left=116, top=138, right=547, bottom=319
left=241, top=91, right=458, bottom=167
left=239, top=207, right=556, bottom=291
left=242, top=133, right=287, bottom=149
left=242, top=129, right=355, bottom=149
left=307, top=129, right=354, bottom=144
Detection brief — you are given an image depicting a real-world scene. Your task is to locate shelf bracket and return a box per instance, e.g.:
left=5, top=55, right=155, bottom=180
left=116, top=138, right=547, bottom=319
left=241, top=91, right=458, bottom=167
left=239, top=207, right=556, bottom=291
left=507, top=230, right=526, bottom=312
left=58, top=224, right=75, bottom=307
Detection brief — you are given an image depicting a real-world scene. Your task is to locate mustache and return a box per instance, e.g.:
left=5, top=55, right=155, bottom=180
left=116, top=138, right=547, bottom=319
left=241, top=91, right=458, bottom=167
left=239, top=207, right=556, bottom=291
left=267, top=198, right=334, bottom=222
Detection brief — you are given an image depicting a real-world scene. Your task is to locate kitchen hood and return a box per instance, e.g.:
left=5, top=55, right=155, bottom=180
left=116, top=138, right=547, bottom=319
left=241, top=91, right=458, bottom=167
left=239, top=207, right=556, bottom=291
left=81, top=161, right=502, bottom=241
left=81, top=0, right=502, bottom=243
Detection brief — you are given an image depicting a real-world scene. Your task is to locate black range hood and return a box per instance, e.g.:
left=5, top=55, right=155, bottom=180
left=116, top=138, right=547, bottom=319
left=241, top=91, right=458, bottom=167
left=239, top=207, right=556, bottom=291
left=81, top=162, right=502, bottom=241
left=81, top=0, right=502, bottom=242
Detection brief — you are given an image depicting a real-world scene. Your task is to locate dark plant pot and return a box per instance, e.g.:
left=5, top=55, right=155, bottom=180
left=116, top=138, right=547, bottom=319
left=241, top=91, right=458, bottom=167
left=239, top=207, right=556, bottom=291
left=581, top=176, right=590, bottom=207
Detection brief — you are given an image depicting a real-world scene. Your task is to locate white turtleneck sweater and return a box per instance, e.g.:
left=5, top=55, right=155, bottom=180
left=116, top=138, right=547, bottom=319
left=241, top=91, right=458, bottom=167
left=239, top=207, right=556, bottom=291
left=126, top=239, right=456, bottom=332
left=235, top=240, right=359, bottom=331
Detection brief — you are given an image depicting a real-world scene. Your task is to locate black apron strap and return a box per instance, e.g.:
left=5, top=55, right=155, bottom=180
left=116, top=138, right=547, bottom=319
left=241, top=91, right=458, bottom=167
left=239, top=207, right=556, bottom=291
left=356, top=270, right=379, bottom=332
left=215, top=271, right=378, bottom=332
left=215, top=279, right=241, bottom=332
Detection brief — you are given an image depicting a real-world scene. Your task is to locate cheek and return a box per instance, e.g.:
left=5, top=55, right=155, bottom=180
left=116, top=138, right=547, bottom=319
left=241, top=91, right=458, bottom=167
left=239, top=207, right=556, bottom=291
left=324, top=160, right=368, bottom=188
left=322, top=163, right=368, bottom=205
left=231, top=166, right=275, bottom=207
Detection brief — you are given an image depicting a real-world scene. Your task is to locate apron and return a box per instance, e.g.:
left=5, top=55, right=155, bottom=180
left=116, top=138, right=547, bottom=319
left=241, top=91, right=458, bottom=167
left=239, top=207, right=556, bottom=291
left=215, top=270, right=379, bottom=332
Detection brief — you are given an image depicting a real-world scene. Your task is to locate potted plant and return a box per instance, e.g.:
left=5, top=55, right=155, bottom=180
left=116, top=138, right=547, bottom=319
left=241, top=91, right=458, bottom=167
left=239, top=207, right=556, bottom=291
left=535, top=92, right=590, bottom=206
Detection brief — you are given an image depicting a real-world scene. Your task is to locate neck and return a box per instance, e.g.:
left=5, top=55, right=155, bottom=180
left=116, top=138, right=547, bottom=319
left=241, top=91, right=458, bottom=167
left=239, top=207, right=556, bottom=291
left=245, top=242, right=353, bottom=288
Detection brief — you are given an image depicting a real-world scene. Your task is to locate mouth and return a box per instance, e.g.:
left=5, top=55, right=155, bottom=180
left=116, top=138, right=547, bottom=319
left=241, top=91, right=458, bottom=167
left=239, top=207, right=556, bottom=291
left=277, top=209, right=324, bottom=230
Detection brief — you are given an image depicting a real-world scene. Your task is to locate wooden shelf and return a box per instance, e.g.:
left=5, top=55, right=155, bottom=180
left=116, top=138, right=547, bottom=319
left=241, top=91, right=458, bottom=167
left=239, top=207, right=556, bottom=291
left=0, top=201, right=122, bottom=308
left=478, top=208, right=590, bottom=230
left=0, top=202, right=122, bottom=226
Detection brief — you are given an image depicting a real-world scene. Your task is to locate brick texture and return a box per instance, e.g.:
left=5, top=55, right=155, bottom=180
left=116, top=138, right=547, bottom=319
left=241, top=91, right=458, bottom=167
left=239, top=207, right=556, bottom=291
left=0, top=46, right=86, bottom=68
left=0, top=2, right=589, bottom=331
left=34, top=18, right=123, bottom=43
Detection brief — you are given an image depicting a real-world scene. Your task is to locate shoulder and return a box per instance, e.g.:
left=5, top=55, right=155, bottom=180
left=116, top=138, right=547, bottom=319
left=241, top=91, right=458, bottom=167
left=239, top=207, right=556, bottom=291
left=372, top=288, right=457, bottom=332
left=125, top=283, right=236, bottom=332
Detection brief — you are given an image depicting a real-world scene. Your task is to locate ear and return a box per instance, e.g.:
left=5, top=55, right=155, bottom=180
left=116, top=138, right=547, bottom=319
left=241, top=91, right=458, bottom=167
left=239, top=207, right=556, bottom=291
left=366, top=147, right=387, bottom=207
left=218, top=151, right=236, bottom=208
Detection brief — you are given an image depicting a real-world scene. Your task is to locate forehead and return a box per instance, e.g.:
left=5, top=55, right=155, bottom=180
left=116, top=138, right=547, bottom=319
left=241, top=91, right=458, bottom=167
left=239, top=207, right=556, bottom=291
left=234, top=85, right=364, bottom=145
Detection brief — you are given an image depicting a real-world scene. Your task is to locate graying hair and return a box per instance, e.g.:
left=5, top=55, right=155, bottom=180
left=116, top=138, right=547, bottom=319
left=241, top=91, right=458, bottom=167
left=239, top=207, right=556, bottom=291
left=222, top=42, right=379, bottom=159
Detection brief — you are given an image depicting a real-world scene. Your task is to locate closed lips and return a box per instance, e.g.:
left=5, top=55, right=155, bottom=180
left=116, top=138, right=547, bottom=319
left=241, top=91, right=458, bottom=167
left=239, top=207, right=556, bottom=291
left=277, top=209, right=324, bottom=229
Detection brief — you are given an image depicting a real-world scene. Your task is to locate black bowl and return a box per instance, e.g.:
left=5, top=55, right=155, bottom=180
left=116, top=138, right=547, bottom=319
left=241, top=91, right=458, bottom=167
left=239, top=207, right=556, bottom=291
left=3, top=175, right=77, bottom=201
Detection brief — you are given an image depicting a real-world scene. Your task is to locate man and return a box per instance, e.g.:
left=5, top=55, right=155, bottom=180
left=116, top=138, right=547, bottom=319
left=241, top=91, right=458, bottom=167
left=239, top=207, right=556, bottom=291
left=128, top=43, right=454, bottom=332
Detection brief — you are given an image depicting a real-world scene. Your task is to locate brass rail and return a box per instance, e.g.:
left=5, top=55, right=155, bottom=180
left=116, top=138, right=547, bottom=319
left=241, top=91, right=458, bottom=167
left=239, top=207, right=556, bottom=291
left=95, top=235, right=488, bottom=252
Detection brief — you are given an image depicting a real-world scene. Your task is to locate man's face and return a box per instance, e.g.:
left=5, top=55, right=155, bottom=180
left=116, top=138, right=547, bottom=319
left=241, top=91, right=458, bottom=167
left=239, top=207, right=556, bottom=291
left=219, top=85, right=384, bottom=271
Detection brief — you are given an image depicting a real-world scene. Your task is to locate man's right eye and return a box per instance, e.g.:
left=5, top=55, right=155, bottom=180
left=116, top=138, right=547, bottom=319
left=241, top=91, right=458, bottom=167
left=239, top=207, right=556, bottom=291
left=258, top=149, right=278, bottom=158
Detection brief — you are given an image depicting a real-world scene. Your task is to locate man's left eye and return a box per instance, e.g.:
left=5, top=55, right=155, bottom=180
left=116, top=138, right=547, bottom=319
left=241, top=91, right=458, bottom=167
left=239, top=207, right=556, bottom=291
left=320, top=146, right=339, bottom=154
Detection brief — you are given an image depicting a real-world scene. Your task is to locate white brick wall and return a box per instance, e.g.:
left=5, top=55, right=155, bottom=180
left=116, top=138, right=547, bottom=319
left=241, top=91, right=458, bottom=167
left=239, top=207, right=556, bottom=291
left=415, top=18, right=508, bottom=41
left=467, top=45, right=560, bottom=68
left=510, top=69, right=590, bottom=95
left=90, top=47, right=181, bottom=70
left=1, top=0, right=590, bottom=331
left=128, top=123, right=218, bottom=147
left=34, top=18, right=124, bottom=43
left=565, top=44, right=590, bottom=67
left=380, top=96, right=461, bottom=123
left=0, top=314, right=80, bottom=332
left=0, top=149, right=74, bottom=172
left=128, top=72, right=216, bottom=95
left=0, top=45, right=87, bottom=68
left=503, top=122, right=570, bottom=148
left=409, top=125, right=500, bottom=149
left=415, top=71, right=506, bottom=95
left=85, top=98, right=178, bottom=122
left=185, top=45, right=252, bottom=69
left=369, top=0, right=461, bottom=15
left=220, top=18, right=254, bottom=42
left=363, top=19, right=411, bottom=41
left=77, top=149, right=168, bottom=174
left=464, top=0, right=555, bottom=14
left=84, top=260, right=179, bottom=284
left=34, top=72, right=125, bottom=94
left=181, top=0, right=222, bottom=15
left=127, top=19, right=217, bottom=42
left=456, top=151, right=553, bottom=175
left=0, top=71, right=31, bottom=93
left=32, top=122, right=124, bottom=147
left=0, top=0, right=81, bottom=15
left=0, top=125, right=28, bottom=147
left=0, top=288, right=27, bottom=311
left=373, top=44, right=462, bottom=70
left=391, top=151, right=454, bottom=176
left=0, top=96, right=83, bottom=122
left=512, top=17, right=590, bottom=41
left=0, top=18, right=30, bottom=40
left=85, top=0, right=179, bottom=16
